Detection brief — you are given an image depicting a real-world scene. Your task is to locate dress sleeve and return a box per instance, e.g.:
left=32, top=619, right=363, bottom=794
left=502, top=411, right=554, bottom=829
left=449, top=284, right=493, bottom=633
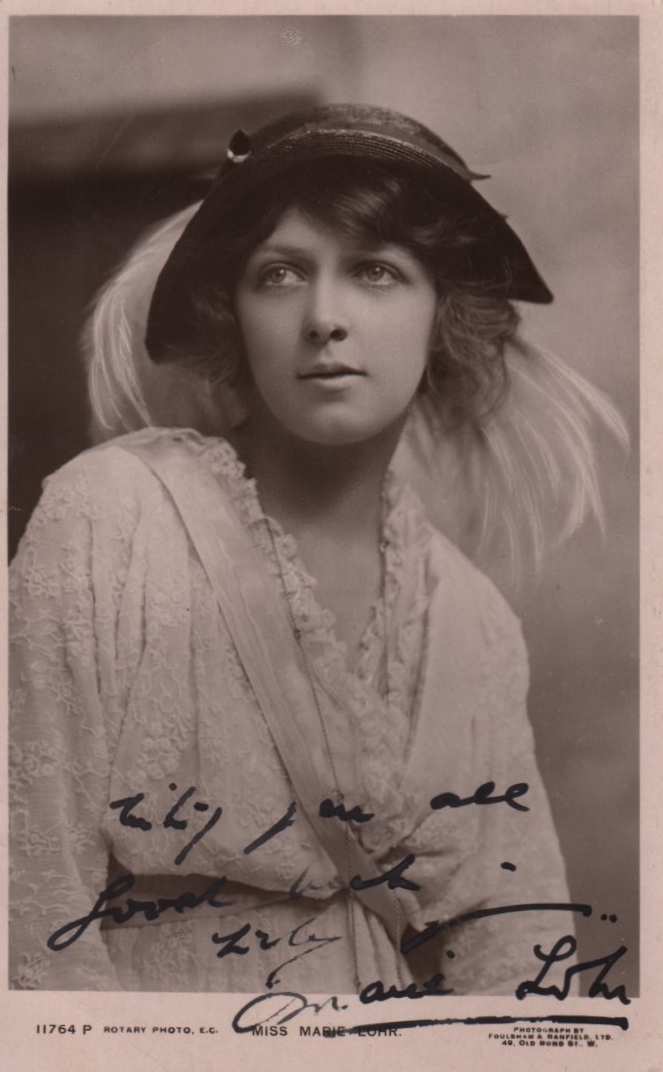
left=433, top=599, right=576, bottom=997
left=9, top=460, right=121, bottom=990
left=400, top=564, right=577, bottom=998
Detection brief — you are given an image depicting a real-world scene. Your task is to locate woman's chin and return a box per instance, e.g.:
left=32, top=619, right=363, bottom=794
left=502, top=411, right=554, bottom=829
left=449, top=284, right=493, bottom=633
left=275, top=412, right=410, bottom=451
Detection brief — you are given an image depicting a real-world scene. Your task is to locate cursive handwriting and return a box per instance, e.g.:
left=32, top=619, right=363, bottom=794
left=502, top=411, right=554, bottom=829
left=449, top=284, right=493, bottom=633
left=243, top=802, right=298, bottom=855
left=107, top=778, right=532, bottom=872
left=109, top=784, right=223, bottom=866
left=46, top=872, right=233, bottom=951
left=401, top=901, right=593, bottom=954
left=319, top=799, right=375, bottom=823
left=211, top=917, right=342, bottom=989
left=289, top=866, right=342, bottom=900
left=515, top=935, right=630, bottom=1005
left=360, top=973, right=453, bottom=1003
left=232, top=992, right=349, bottom=1033
left=232, top=995, right=630, bottom=1036
left=430, top=780, right=530, bottom=813
left=49, top=781, right=625, bottom=1012
left=350, top=853, right=421, bottom=892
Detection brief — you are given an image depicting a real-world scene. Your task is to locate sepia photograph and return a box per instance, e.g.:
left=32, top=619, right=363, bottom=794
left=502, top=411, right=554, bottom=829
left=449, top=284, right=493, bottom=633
left=4, top=8, right=655, bottom=1070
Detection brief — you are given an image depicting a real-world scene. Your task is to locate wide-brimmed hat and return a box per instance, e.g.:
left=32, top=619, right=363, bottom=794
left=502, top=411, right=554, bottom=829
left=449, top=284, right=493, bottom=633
left=145, top=104, right=553, bottom=362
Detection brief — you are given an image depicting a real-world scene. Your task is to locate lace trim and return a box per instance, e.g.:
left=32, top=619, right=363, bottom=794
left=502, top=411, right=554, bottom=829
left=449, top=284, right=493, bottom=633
left=174, top=431, right=431, bottom=676
left=168, top=431, right=433, bottom=843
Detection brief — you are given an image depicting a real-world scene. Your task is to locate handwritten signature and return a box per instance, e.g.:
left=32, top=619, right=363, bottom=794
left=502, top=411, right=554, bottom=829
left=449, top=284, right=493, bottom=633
left=232, top=992, right=349, bottom=1034
left=230, top=932, right=630, bottom=1032
left=516, top=934, right=630, bottom=1005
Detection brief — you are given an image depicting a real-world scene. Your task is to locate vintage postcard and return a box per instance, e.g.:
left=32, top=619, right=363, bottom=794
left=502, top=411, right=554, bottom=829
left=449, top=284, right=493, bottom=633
left=2, top=4, right=660, bottom=1072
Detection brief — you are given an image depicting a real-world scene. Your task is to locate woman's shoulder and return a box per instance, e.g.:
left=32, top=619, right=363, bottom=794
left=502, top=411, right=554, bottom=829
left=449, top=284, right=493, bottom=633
left=33, top=432, right=162, bottom=524
left=426, top=522, right=525, bottom=650
left=37, top=427, right=236, bottom=516
left=12, top=431, right=213, bottom=564
left=422, top=526, right=531, bottom=719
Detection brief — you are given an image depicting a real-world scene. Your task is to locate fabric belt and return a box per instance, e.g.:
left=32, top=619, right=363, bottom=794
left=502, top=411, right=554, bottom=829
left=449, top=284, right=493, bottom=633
left=100, top=864, right=333, bottom=930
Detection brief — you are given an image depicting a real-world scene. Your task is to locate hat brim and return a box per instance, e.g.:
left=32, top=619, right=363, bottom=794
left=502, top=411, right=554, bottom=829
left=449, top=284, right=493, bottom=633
left=146, top=126, right=552, bottom=362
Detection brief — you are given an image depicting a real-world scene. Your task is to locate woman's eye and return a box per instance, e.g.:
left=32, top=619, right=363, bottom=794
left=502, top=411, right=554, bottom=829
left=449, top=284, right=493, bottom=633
left=258, top=265, right=301, bottom=287
left=356, top=263, right=400, bottom=285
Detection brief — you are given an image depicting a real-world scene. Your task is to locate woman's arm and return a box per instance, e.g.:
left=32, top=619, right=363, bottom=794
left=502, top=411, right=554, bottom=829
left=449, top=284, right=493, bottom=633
left=429, top=599, right=576, bottom=997
left=9, top=460, right=122, bottom=990
left=398, top=551, right=577, bottom=998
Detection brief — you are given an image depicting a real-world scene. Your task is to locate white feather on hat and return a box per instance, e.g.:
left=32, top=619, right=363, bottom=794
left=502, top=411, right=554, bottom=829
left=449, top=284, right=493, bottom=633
left=83, top=208, right=628, bottom=577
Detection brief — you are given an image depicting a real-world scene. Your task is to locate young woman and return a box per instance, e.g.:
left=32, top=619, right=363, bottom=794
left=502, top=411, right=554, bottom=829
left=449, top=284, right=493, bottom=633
left=9, top=104, right=625, bottom=994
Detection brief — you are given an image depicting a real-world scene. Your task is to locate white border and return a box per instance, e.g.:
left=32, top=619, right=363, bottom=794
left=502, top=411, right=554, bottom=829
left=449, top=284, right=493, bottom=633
left=2, top=5, right=660, bottom=1071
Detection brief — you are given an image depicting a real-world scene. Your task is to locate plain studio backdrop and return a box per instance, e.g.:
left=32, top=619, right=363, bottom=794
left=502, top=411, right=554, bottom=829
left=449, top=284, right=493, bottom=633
left=8, top=16, right=638, bottom=994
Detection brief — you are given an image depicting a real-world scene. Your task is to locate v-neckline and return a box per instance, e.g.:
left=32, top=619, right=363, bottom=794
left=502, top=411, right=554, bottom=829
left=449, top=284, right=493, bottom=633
left=179, top=429, right=434, bottom=843
left=203, top=434, right=406, bottom=681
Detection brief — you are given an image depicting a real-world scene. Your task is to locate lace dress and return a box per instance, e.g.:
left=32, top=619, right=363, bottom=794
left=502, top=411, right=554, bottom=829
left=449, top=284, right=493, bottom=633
left=9, top=429, right=572, bottom=993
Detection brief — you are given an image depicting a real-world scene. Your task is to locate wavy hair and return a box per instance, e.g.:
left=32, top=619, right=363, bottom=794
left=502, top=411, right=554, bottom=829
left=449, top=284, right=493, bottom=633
left=83, top=164, right=628, bottom=573
left=154, top=159, right=520, bottom=428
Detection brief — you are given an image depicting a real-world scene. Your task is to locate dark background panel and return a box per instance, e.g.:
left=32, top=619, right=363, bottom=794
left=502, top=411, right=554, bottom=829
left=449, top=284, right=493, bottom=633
left=8, top=93, right=317, bottom=559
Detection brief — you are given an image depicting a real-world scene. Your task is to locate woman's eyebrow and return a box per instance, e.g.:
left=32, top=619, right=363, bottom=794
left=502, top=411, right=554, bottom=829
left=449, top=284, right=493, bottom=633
left=249, top=242, right=412, bottom=260
left=248, top=243, right=312, bottom=260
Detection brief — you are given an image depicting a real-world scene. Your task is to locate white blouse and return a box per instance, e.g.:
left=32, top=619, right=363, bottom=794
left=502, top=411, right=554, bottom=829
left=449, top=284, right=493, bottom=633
left=10, top=429, right=572, bottom=994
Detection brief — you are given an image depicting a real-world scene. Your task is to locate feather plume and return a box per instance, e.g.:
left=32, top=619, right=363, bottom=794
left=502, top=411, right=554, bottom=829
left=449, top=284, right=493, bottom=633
left=83, top=208, right=629, bottom=574
left=399, top=337, right=629, bottom=577
left=82, top=203, right=237, bottom=442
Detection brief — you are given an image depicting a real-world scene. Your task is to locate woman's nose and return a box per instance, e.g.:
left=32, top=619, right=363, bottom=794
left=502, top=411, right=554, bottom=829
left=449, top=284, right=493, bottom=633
left=305, top=322, right=348, bottom=343
left=302, top=283, right=348, bottom=343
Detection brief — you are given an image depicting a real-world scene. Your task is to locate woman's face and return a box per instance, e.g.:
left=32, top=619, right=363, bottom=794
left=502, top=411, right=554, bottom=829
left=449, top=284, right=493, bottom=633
left=234, top=208, right=437, bottom=448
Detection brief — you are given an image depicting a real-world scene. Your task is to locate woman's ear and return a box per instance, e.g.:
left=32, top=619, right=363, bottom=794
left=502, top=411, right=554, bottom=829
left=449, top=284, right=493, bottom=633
left=210, top=374, right=250, bottom=430
left=153, top=362, right=251, bottom=436
left=418, top=359, right=440, bottom=398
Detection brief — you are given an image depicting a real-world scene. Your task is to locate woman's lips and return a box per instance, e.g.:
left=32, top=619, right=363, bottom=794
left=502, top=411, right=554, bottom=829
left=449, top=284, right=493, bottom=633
left=298, top=366, right=365, bottom=380
left=298, top=367, right=366, bottom=392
